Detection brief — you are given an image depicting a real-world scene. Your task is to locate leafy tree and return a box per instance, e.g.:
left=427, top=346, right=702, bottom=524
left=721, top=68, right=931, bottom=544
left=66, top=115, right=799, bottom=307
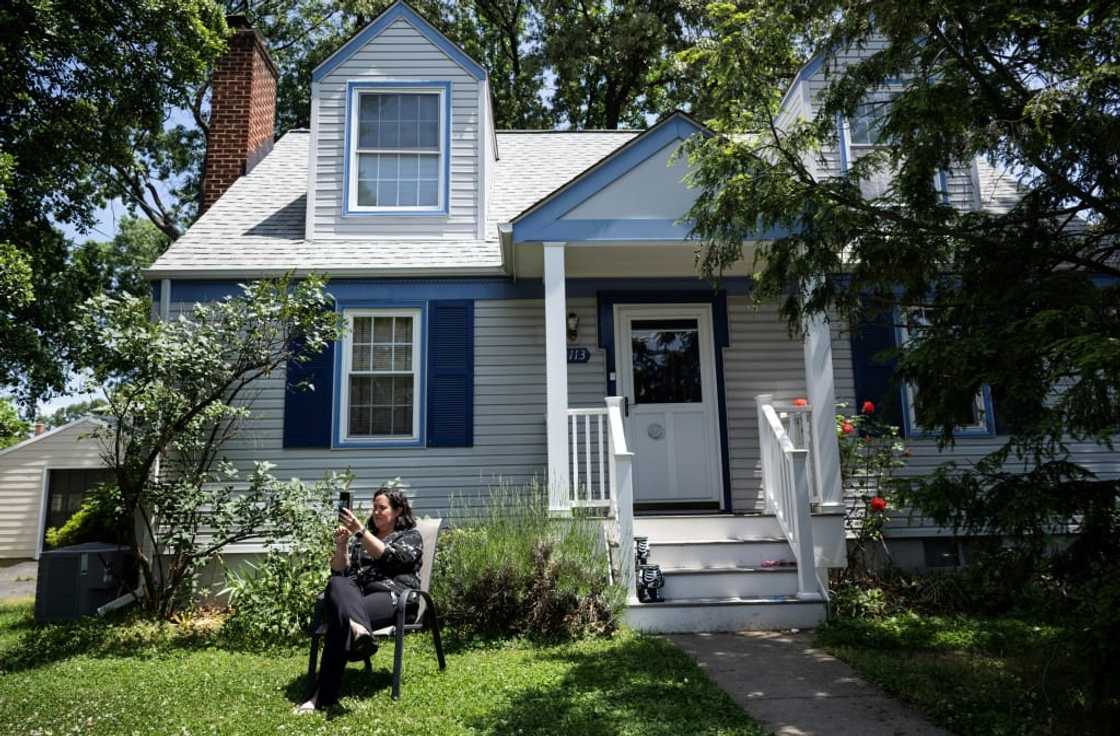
left=682, top=2, right=1119, bottom=557
left=0, top=398, right=30, bottom=450
left=0, top=1, right=227, bottom=410
left=540, top=0, right=708, bottom=129
left=70, top=275, right=346, bottom=618
left=75, top=218, right=171, bottom=298
left=38, top=399, right=111, bottom=430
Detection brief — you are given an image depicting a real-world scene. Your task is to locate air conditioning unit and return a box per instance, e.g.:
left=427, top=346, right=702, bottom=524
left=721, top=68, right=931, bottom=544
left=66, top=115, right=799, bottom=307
left=35, top=543, right=132, bottom=623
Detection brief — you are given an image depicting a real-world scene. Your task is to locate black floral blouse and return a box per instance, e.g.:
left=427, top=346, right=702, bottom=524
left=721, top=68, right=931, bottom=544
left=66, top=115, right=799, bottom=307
left=345, top=526, right=423, bottom=596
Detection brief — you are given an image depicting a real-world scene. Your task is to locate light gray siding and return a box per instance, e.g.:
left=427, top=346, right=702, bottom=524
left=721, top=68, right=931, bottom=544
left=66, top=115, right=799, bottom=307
left=179, top=293, right=813, bottom=523
left=779, top=41, right=979, bottom=210
left=203, top=298, right=545, bottom=522
left=829, top=319, right=1120, bottom=531
left=0, top=420, right=106, bottom=559
left=723, top=297, right=809, bottom=512
left=311, top=18, right=482, bottom=240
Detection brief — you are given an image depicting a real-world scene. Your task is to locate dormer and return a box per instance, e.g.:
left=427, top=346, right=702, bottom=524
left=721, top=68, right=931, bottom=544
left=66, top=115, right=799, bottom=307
left=776, top=42, right=981, bottom=211
left=305, top=2, right=495, bottom=242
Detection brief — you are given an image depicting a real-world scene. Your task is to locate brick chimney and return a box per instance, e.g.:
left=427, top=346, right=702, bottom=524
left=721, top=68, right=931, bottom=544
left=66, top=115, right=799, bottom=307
left=200, top=15, right=278, bottom=214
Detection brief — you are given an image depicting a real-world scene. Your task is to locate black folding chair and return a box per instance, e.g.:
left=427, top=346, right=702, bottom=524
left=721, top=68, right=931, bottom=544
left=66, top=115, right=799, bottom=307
left=307, top=517, right=446, bottom=700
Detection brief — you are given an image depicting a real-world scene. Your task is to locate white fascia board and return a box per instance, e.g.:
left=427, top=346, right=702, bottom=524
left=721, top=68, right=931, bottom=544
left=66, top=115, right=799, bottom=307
left=0, top=417, right=103, bottom=459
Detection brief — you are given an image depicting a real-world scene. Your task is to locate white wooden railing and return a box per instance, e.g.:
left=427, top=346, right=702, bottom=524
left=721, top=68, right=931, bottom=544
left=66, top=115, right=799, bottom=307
left=567, top=407, right=612, bottom=508
left=565, top=398, right=636, bottom=601
left=756, top=394, right=825, bottom=601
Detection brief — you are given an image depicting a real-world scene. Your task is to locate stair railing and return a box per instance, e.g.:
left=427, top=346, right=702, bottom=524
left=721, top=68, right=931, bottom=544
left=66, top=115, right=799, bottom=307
left=566, top=399, right=636, bottom=602
left=756, top=394, right=825, bottom=601
left=566, top=407, right=612, bottom=509
left=606, top=398, right=636, bottom=602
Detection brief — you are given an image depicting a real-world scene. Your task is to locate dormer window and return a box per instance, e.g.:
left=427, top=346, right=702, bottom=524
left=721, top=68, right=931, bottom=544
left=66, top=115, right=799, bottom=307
left=345, top=81, right=450, bottom=215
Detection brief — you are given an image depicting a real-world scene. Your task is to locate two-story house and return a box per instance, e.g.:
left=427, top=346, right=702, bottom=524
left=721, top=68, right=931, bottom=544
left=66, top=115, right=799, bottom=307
left=143, top=3, right=1116, bottom=632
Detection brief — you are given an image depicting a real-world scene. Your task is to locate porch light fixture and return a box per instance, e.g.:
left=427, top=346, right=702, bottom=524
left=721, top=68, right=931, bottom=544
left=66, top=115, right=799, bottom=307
left=566, top=312, right=580, bottom=341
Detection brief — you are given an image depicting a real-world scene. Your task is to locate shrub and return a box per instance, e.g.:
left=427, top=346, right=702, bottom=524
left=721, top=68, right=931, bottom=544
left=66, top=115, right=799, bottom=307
left=218, top=472, right=347, bottom=648
left=44, top=484, right=127, bottom=549
left=432, top=483, right=623, bottom=641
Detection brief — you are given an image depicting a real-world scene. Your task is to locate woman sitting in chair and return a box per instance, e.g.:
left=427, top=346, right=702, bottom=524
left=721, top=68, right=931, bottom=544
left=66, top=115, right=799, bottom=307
left=298, top=487, right=423, bottom=712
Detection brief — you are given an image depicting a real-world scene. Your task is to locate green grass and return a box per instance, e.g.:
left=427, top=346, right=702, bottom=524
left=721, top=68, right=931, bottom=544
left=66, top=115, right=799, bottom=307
left=816, top=612, right=1116, bottom=736
left=0, top=599, right=762, bottom=736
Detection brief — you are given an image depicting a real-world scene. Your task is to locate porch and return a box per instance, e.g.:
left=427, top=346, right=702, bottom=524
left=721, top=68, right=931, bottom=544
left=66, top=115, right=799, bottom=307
left=505, top=112, right=846, bottom=630
left=531, top=244, right=847, bottom=632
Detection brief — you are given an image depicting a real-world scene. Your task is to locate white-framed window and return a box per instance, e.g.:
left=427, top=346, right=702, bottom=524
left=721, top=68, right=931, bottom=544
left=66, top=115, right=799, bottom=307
left=340, top=309, right=422, bottom=441
left=346, top=87, right=445, bottom=213
left=848, top=98, right=893, bottom=147
left=897, top=307, right=991, bottom=436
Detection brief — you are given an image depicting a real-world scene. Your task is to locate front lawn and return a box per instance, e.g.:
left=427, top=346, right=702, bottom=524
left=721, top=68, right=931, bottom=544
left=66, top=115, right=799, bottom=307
left=0, top=599, right=762, bottom=736
left=815, top=613, right=1115, bottom=736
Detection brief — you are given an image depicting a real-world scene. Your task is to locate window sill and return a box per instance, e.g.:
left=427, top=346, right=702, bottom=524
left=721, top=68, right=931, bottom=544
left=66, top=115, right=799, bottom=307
left=341, top=207, right=449, bottom=218
left=332, top=436, right=425, bottom=449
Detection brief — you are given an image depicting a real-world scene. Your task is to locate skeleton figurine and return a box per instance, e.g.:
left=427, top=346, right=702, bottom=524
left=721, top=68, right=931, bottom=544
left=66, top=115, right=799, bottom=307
left=637, top=564, right=665, bottom=603
left=634, top=536, right=651, bottom=567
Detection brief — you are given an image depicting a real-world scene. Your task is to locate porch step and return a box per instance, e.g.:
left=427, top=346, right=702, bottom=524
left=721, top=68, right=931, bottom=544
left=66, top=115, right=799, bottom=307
left=646, top=538, right=792, bottom=569
left=660, top=566, right=800, bottom=599
left=634, top=513, right=782, bottom=542
left=624, top=596, right=827, bottom=633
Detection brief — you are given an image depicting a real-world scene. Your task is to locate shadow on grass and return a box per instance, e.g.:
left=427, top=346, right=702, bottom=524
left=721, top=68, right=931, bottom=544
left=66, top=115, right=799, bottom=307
left=465, top=634, right=762, bottom=736
left=280, top=660, right=396, bottom=712
left=0, top=607, right=226, bottom=675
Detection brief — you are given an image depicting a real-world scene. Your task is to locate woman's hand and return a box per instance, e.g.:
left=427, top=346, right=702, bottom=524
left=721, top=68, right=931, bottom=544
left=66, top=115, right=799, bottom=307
left=338, top=508, right=364, bottom=535
left=334, top=526, right=351, bottom=546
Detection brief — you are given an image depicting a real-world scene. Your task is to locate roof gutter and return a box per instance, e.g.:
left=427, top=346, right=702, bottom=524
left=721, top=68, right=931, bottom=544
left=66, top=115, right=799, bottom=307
left=143, top=265, right=509, bottom=281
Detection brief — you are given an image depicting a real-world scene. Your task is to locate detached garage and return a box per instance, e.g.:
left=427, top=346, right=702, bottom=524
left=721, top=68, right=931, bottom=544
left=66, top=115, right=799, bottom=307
left=0, top=418, right=111, bottom=560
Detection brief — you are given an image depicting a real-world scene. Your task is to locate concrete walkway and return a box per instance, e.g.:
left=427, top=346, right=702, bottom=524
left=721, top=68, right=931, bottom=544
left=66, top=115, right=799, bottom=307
left=0, top=560, right=37, bottom=602
left=670, top=631, right=950, bottom=736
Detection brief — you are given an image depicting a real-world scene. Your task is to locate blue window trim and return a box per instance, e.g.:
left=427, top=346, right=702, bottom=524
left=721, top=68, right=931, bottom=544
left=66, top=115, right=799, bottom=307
left=835, top=112, right=850, bottom=173
left=342, top=80, right=452, bottom=218
left=312, top=2, right=487, bottom=82
left=331, top=300, right=429, bottom=449
left=893, top=311, right=996, bottom=439
left=936, top=169, right=950, bottom=204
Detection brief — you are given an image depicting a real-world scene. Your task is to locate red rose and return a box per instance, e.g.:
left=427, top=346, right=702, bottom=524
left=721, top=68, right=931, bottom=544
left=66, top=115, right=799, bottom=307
left=862, top=400, right=876, bottom=415
left=870, top=496, right=888, bottom=512
left=841, top=422, right=855, bottom=435
left=792, top=398, right=808, bottom=407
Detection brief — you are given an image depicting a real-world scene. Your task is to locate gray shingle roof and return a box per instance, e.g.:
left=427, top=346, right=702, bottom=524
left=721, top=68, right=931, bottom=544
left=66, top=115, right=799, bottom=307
left=146, top=129, right=638, bottom=279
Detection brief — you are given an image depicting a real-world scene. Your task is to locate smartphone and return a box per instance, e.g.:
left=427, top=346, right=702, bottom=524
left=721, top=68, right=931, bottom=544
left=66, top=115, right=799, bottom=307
left=337, top=491, right=352, bottom=516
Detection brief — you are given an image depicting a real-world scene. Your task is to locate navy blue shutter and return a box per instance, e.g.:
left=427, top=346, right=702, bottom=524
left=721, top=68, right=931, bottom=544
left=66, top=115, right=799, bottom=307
left=850, top=305, right=904, bottom=428
left=283, top=336, right=335, bottom=448
left=427, top=300, right=474, bottom=447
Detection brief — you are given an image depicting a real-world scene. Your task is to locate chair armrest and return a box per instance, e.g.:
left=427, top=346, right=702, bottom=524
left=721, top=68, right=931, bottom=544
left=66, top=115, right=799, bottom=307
left=396, top=588, right=439, bottom=625
left=307, top=591, right=327, bottom=635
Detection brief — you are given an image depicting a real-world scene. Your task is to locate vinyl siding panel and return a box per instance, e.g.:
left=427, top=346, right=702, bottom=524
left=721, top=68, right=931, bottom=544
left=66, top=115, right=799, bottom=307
left=0, top=420, right=106, bottom=559
left=723, top=297, right=809, bottom=512
left=780, top=41, right=979, bottom=209
left=312, top=19, right=481, bottom=240
left=180, top=299, right=545, bottom=526
left=830, top=319, right=1120, bottom=531
left=173, top=293, right=814, bottom=526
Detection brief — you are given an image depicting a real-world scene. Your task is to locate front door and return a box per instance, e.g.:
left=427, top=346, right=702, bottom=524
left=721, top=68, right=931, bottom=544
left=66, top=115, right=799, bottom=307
left=615, top=304, right=723, bottom=508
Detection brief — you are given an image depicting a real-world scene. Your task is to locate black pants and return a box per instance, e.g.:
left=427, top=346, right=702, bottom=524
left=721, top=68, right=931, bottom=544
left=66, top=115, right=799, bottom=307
left=315, top=575, right=397, bottom=707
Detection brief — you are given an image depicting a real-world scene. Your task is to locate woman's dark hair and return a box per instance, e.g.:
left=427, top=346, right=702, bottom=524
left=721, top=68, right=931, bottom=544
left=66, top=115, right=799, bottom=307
left=370, top=487, right=416, bottom=530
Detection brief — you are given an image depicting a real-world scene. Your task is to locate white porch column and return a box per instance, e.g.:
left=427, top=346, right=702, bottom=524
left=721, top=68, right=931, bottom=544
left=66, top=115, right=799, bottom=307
left=543, top=242, right=570, bottom=511
left=803, top=313, right=844, bottom=510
